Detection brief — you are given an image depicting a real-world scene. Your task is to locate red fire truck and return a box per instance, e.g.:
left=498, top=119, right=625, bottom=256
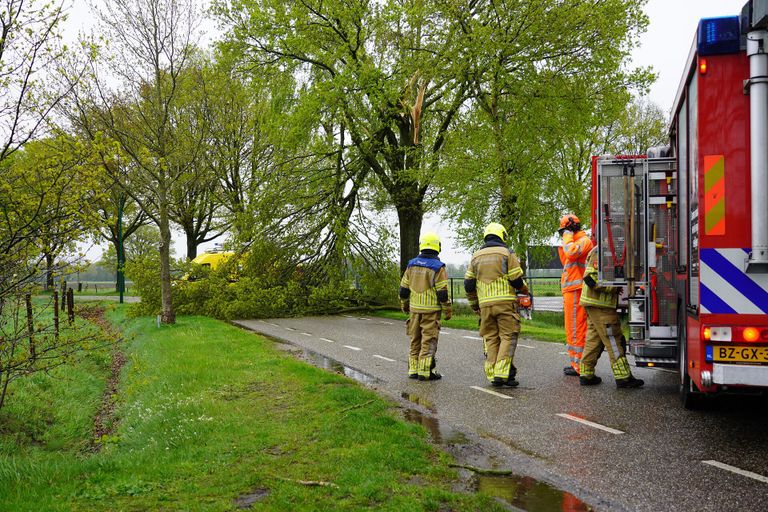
left=592, top=1, right=768, bottom=408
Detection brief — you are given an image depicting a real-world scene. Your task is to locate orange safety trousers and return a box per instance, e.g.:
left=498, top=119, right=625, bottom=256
left=563, top=289, right=587, bottom=371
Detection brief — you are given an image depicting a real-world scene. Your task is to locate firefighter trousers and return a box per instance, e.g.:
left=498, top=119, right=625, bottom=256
left=563, top=289, right=587, bottom=371
left=407, top=311, right=440, bottom=378
left=479, top=302, right=520, bottom=382
left=580, top=306, right=632, bottom=380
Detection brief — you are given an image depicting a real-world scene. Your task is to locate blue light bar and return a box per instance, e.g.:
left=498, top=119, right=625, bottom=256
left=698, top=16, right=742, bottom=55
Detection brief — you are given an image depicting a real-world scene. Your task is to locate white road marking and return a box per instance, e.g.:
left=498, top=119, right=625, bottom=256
left=559, top=351, right=568, bottom=355
left=342, top=315, right=355, bottom=318
left=301, top=332, right=312, bottom=337
left=358, top=317, right=373, bottom=321
left=284, top=327, right=296, bottom=331
left=470, top=386, right=514, bottom=399
left=343, top=345, right=362, bottom=351
left=702, top=460, right=768, bottom=484
left=258, top=320, right=267, bottom=324
left=649, top=368, right=677, bottom=374
left=267, top=323, right=280, bottom=327
left=373, top=354, right=396, bottom=362
left=518, top=344, right=534, bottom=349
left=556, top=413, right=624, bottom=435
left=379, top=321, right=393, bottom=325
left=463, top=335, right=483, bottom=341
left=320, top=338, right=335, bottom=343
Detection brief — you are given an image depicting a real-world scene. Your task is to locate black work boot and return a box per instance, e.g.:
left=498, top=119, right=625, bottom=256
left=579, top=375, right=603, bottom=386
left=418, top=372, right=442, bottom=381
left=491, top=377, right=505, bottom=387
left=616, top=376, right=644, bottom=389
left=504, top=378, right=520, bottom=387
left=564, top=366, right=579, bottom=377
left=408, top=373, right=418, bottom=380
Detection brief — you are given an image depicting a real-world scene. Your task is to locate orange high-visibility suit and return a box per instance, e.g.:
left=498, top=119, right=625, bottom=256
left=558, top=230, right=593, bottom=373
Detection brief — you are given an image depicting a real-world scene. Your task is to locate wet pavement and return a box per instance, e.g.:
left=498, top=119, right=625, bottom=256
left=234, top=315, right=768, bottom=511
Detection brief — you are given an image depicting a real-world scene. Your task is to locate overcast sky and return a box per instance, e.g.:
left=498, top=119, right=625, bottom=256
left=68, top=0, right=751, bottom=264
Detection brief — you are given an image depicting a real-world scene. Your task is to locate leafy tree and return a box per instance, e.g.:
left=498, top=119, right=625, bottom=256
left=438, top=0, right=652, bottom=259
left=214, top=0, right=472, bottom=273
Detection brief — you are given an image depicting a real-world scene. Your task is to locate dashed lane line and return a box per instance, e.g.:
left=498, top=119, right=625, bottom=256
left=556, top=413, right=624, bottom=435
left=518, top=344, right=534, bottom=349
left=379, top=321, right=394, bottom=325
left=343, top=345, right=362, bottom=351
left=320, top=338, right=335, bottom=343
left=463, top=335, right=483, bottom=341
left=342, top=315, right=355, bottom=318
left=267, top=322, right=280, bottom=327
left=470, top=386, right=514, bottom=399
left=301, top=332, right=313, bottom=337
left=373, top=355, right=396, bottom=362
left=702, top=460, right=768, bottom=484
left=284, top=327, right=296, bottom=331
left=559, top=351, right=568, bottom=355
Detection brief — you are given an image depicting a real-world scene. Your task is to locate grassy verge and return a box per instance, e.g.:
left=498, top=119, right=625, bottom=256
left=369, top=308, right=566, bottom=344
left=0, top=307, right=505, bottom=511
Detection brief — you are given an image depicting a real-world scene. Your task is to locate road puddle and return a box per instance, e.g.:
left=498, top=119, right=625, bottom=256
left=402, top=408, right=469, bottom=445
left=475, top=474, right=591, bottom=511
left=400, top=392, right=436, bottom=412
left=280, top=344, right=381, bottom=386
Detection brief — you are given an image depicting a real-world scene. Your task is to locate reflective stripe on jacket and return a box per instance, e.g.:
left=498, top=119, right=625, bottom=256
left=400, top=254, right=450, bottom=312
left=558, top=231, right=593, bottom=292
left=464, top=242, right=528, bottom=307
left=579, top=247, right=618, bottom=309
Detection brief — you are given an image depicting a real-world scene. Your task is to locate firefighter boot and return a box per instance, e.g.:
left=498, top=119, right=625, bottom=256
left=616, top=376, right=644, bottom=389
left=492, top=365, right=518, bottom=387
left=419, top=372, right=442, bottom=381
left=563, top=366, right=579, bottom=376
left=579, top=375, right=603, bottom=386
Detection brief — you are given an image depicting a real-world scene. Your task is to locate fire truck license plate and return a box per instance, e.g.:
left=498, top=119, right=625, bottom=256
left=711, top=346, right=768, bottom=363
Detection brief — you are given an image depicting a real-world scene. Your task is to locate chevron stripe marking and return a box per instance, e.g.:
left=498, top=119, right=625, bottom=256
left=704, top=155, right=725, bottom=236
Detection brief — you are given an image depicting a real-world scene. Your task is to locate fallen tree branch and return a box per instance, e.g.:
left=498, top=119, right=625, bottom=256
left=337, top=399, right=375, bottom=414
left=276, top=477, right=339, bottom=488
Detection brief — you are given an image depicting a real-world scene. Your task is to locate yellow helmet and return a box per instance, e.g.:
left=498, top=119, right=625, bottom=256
left=483, top=222, right=508, bottom=243
left=419, top=232, right=441, bottom=253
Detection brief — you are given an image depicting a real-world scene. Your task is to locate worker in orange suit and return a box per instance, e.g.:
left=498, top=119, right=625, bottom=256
left=558, top=214, right=593, bottom=377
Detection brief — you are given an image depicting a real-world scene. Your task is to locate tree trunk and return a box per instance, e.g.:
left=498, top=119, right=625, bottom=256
left=185, top=232, right=198, bottom=261
left=396, top=204, right=423, bottom=275
left=158, top=201, right=176, bottom=325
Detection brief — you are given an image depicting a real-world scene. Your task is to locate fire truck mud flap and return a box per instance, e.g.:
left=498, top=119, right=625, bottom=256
left=713, top=364, right=768, bottom=387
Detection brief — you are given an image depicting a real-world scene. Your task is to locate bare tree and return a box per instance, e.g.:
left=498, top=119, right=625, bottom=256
left=86, top=0, right=202, bottom=323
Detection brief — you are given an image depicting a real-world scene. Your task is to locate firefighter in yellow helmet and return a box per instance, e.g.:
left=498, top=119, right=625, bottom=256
left=558, top=214, right=593, bottom=377
left=464, top=223, right=530, bottom=387
left=399, top=232, right=453, bottom=381
left=579, top=246, right=644, bottom=388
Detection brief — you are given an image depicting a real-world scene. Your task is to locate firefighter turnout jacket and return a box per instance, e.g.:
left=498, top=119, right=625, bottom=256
left=399, top=253, right=451, bottom=314
left=463, top=240, right=529, bottom=309
left=579, top=247, right=618, bottom=309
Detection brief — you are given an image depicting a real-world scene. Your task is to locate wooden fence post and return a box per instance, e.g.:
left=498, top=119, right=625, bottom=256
left=67, top=288, right=75, bottom=324
left=25, top=294, right=35, bottom=361
left=53, top=291, right=59, bottom=341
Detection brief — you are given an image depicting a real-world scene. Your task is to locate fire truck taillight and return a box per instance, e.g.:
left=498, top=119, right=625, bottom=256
left=703, top=326, right=733, bottom=342
left=702, top=326, right=711, bottom=341
left=699, top=58, right=708, bottom=75
left=743, top=328, right=759, bottom=342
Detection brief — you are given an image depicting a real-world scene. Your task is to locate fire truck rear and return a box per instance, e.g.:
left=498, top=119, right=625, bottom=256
left=591, top=1, right=768, bottom=408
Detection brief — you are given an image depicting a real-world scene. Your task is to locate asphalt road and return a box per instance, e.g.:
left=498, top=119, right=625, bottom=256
left=234, top=315, right=768, bottom=512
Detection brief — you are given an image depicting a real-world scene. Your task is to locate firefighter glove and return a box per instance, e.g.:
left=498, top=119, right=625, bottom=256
left=442, top=305, right=453, bottom=321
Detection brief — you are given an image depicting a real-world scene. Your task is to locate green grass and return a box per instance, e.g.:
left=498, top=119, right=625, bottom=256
left=0, top=308, right=505, bottom=511
left=370, top=308, right=566, bottom=344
